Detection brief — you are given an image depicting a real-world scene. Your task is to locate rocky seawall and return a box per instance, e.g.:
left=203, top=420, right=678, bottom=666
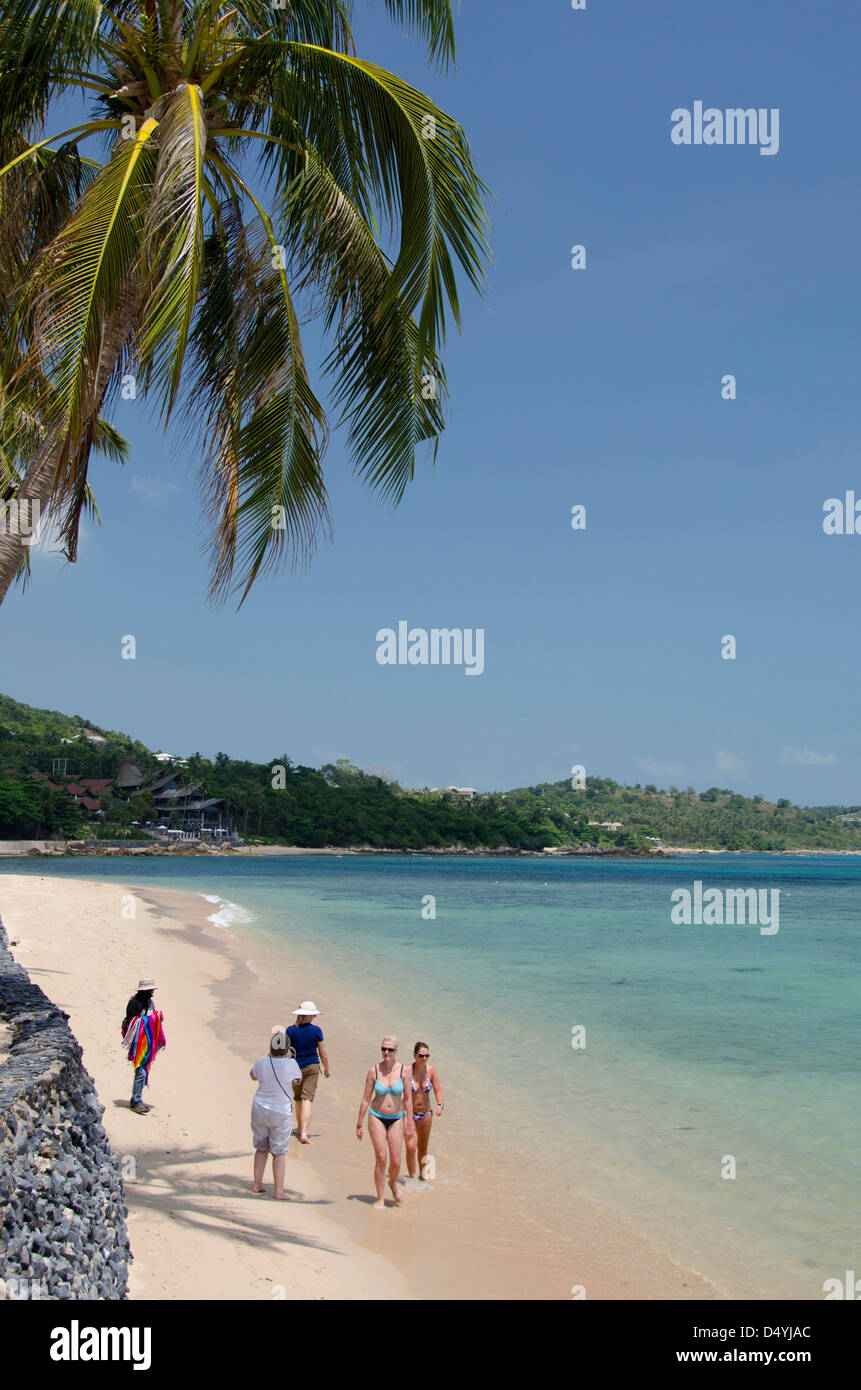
left=0, top=838, right=239, bottom=858
left=0, top=915, right=131, bottom=1299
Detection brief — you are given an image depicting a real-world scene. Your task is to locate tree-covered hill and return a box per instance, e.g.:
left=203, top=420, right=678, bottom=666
left=0, top=694, right=151, bottom=765
left=1, top=693, right=860, bottom=851
left=503, top=778, right=861, bottom=851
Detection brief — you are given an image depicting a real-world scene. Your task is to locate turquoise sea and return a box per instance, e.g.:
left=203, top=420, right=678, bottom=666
left=4, top=852, right=859, bottom=1298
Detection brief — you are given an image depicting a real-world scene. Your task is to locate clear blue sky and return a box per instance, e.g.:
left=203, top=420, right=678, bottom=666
left=3, top=0, right=860, bottom=803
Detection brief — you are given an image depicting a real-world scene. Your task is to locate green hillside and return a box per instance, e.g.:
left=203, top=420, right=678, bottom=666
left=1, top=692, right=859, bottom=851
left=0, top=694, right=144, bottom=755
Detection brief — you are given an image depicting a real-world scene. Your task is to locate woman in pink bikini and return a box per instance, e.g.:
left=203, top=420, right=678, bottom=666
left=404, top=1040, right=444, bottom=1181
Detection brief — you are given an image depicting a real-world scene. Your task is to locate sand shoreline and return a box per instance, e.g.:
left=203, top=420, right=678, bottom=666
left=0, top=870, right=721, bottom=1300
left=3, top=841, right=860, bottom=860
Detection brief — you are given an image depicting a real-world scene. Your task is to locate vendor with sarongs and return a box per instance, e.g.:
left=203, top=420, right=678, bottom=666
left=121, top=977, right=166, bottom=1114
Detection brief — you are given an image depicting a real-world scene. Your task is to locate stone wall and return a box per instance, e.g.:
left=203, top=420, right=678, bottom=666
left=0, top=915, right=131, bottom=1299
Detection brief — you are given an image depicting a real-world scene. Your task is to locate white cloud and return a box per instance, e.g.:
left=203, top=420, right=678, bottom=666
left=636, top=757, right=684, bottom=777
left=130, top=476, right=179, bottom=502
left=779, top=746, right=837, bottom=767
left=715, top=750, right=749, bottom=777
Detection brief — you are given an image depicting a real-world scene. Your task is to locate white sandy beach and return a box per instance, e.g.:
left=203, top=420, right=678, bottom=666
left=0, top=872, right=719, bottom=1300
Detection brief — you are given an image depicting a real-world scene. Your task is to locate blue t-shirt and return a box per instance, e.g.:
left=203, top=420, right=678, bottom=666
left=287, top=1023, right=323, bottom=1069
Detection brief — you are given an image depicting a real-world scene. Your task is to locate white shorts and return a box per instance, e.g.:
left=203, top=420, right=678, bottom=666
left=251, top=1101, right=292, bottom=1155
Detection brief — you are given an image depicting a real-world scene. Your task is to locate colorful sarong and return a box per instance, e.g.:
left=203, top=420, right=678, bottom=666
left=125, top=1011, right=166, bottom=1084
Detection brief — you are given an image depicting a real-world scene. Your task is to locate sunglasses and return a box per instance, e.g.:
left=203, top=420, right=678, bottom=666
left=381, top=1046, right=396, bottom=1052
left=416, top=1053, right=430, bottom=1059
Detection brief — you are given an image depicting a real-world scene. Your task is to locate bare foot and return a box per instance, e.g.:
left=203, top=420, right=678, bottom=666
left=274, top=1192, right=295, bottom=1201
left=298, top=1135, right=311, bottom=1144
left=389, top=1179, right=403, bottom=1204
left=373, top=1199, right=386, bottom=1209
left=252, top=1185, right=265, bottom=1194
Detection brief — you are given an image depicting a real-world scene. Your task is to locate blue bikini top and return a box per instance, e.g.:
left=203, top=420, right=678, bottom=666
left=374, top=1064, right=404, bottom=1096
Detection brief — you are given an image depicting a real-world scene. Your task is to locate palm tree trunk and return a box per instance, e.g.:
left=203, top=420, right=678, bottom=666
left=0, top=444, right=58, bottom=602
left=0, top=290, right=140, bottom=607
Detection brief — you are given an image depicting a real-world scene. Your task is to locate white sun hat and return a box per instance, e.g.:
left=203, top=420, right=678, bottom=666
left=292, top=1001, right=320, bottom=1015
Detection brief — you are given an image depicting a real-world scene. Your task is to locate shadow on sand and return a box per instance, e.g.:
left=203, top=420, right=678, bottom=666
left=120, top=1141, right=340, bottom=1258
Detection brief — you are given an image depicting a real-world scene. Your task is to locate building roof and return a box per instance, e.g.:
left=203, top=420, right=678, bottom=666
left=156, top=783, right=203, bottom=801
left=80, top=797, right=101, bottom=811
left=174, top=797, right=224, bottom=812
left=145, top=773, right=183, bottom=794
left=116, top=761, right=144, bottom=788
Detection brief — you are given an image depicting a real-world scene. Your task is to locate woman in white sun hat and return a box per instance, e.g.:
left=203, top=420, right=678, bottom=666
left=286, top=1002, right=330, bottom=1144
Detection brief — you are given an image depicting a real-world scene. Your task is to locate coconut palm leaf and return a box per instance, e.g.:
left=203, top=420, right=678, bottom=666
left=0, top=0, right=104, bottom=148
left=27, top=118, right=158, bottom=442
left=137, top=82, right=207, bottom=415
left=283, top=46, right=488, bottom=343
left=191, top=152, right=329, bottom=602
left=0, top=0, right=490, bottom=608
left=282, top=145, right=445, bottom=500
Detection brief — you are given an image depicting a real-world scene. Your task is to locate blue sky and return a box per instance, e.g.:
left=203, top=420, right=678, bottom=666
left=3, top=0, right=860, bottom=802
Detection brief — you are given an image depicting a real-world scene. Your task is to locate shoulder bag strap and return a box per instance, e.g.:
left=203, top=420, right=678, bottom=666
left=269, top=1057, right=294, bottom=1100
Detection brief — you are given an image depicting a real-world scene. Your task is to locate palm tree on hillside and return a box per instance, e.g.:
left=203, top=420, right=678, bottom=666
left=0, top=0, right=489, bottom=604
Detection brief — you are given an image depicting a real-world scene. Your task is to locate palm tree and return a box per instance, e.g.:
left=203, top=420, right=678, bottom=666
left=0, top=0, right=489, bottom=605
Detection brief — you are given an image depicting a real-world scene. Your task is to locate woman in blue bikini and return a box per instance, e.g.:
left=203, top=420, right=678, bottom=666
left=356, top=1036, right=415, bottom=1208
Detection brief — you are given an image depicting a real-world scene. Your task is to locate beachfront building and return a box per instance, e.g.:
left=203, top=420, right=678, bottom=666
left=21, top=770, right=109, bottom=818
left=148, top=779, right=229, bottom=834
left=13, top=762, right=233, bottom=837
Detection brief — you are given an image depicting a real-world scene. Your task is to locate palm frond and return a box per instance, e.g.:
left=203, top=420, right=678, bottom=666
left=380, top=0, right=456, bottom=70
left=190, top=153, right=329, bottom=604
left=285, top=43, right=489, bottom=352
left=137, top=82, right=207, bottom=416
left=282, top=145, right=445, bottom=501
left=0, top=0, right=105, bottom=150
left=26, top=118, right=157, bottom=442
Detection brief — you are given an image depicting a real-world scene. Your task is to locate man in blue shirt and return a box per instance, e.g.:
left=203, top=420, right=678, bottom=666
left=286, top=1001, right=330, bottom=1144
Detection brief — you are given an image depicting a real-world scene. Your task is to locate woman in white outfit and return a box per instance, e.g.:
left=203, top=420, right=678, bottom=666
left=249, top=1028, right=302, bottom=1200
